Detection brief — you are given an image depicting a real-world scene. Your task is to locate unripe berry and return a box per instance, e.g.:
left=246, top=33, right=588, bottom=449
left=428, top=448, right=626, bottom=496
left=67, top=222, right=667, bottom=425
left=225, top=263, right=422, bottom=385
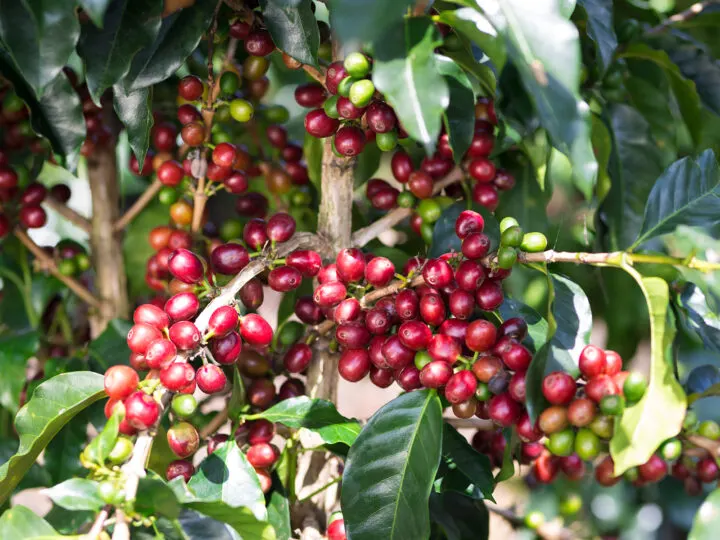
left=167, top=422, right=200, bottom=458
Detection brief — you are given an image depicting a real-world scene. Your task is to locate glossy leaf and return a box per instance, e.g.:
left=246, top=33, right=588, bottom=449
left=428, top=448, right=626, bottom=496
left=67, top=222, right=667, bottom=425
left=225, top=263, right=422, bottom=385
left=0, top=506, right=57, bottom=539
left=476, top=0, right=597, bottom=198
left=525, top=273, right=592, bottom=421
left=498, top=298, right=548, bottom=353
left=0, top=0, right=79, bottom=94
left=77, top=0, right=163, bottom=103
left=632, top=150, right=720, bottom=249
left=328, top=0, right=413, bottom=47
left=435, top=7, right=506, bottom=71
left=84, top=408, right=120, bottom=465
left=599, top=104, right=666, bottom=250
left=620, top=44, right=703, bottom=147
left=354, top=141, right=382, bottom=186
left=429, top=202, right=499, bottom=258
left=609, top=270, right=686, bottom=475
left=125, top=0, right=215, bottom=90
left=667, top=44, right=720, bottom=117
left=136, top=475, right=181, bottom=519
left=267, top=490, right=291, bottom=540
left=437, top=55, right=475, bottom=163
left=187, top=440, right=267, bottom=521
left=429, top=491, right=489, bottom=540
left=180, top=502, right=276, bottom=540
left=678, top=284, right=720, bottom=354
left=0, top=331, right=39, bottom=413
left=0, top=372, right=105, bottom=504
left=78, top=0, right=113, bottom=27
left=88, top=318, right=132, bottom=370
left=44, top=478, right=104, bottom=512
left=494, top=155, right=549, bottom=238
left=441, top=424, right=494, bottom=501
left=689, top=487, right=720, bottom=540
left=246, top=396, right=360, bottom=447
left=227, top=366, right=246, bottom=421
left=667, top=226, right=720, bottom=308
left=113, top=85, right=153, bottom=170
left=44, top=409, right=91, bottom=485
left=341, top=389, right=443, bottom=540
left=0, top=54, right=85, bottom=169
left=260, top=0, right=319, bottom=66
left=373, top=22, right=449, bottom=153
left=147, top=425, right=176, bottom=478
left=577, top=0, right=617, bottom=73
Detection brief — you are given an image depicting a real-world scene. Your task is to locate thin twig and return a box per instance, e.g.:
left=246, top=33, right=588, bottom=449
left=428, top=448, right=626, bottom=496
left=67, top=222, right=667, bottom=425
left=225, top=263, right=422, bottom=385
left=645, top=1, right=719, bottom=35
left=302, top=64, right=326, bottom=84
left=45, top=196, right=91, bottom=233
left=14, top=228, right=102, bottom=308
left=199, top=406, right=229, bottom=438
left=113, top=179, right=163, bottom=232
left=84, top=505, right=110, bottom=540
left=686, top=434, right=720, bottom=457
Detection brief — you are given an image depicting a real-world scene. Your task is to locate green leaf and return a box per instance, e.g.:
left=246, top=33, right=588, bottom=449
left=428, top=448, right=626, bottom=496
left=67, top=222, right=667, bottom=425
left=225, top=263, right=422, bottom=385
left=525, top=273, right=592, bottom=421
left=0, top=506, right=57, bottom=539
left=88, top=319, right=132, bottom=370
left=0, top=0, right=79, bottom=94
left=373, top=21, right=449, bottom=153
left=476, top=0, right=597, bottom=198
left=354, top=141, right=381, bottom=186
left=187, top=440, right=267, bottom=521
left=437, top=55, right=475, bottom=163
left=632, top=150, right=720, bottom=249
left=435, top=8, right=506, bottom=71
left=44, top=479, right=104, bottom=512
left=609, top=269, right=686, bottom=475
left=84, top=409, right=120, bottom=465
left=328, top=0, right=413, bottom=48
left=0, top=372, right=105, bottom=504
left=494, top=154, right=549, bottom=237
left=44, top=410, right=90, bottom=485
left=599, top=104, right=666, bottom=250
left=147, top=425, right=176, bottom=478
left=227, top=366, right=246, bottom=420
left=136, top=475, right=181, bottom=519
left=441, top=424, right=494, bottom=501
left=267, top=490, right=291, bottom=540
left=689, top=487, right=720, bottom=540
left=429, top=202, right=499, bottom=258
left=0, top=331, right=39, bottom=413
left=78, top=0, right=113, bottom=27
left=620, top=44, right=703, bottom=147
left=260, top=0, right=319, bottom=66
left=302, top=133, right=323, bottom=190
left=429, top=491, right=489, bottom=540
left=246, top=396, right=360, bottom=447
left=577, top=0, right=617, bottom=73
left=497, top=299, right=548, bottom=353
left=667, top=44, right=720, bottom=117
left=77, top=0, right=163, bottom=104
left=113, top=85, right=153, bottom=170
left=678, top=284, right=720, bottom=353
left=0, top=56, right=85, bottom=169
left=124, top=0, right=215, bottom=90
left=180, top=503, right=276, bottom=540
left=341, top=389, right=443, bottom=540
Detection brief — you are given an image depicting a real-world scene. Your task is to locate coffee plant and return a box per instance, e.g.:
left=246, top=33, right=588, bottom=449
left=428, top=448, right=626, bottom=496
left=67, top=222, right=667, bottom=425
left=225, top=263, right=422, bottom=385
left=1, top=0, right=720, bottom=538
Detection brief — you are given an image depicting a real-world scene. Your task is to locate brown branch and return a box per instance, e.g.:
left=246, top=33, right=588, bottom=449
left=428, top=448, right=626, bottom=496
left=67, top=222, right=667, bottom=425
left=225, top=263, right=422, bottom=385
left=85, top=505, right=111, bottom=540
left=199, top=406, right=229, bottom=439
left=645, top=1, right=719, bottom=35
left=360, top=275, right=424, bottom=308
left=14, top=228, right=102, bottom=308
left=351, top=166, right=465, bottom=247
left=45, top=196, right=91, bottom=233
left=686, top=434, right=720, bottom=457
left=114, top=179, right=163, bottom=232
left=302, top=64, right=327, bottom=85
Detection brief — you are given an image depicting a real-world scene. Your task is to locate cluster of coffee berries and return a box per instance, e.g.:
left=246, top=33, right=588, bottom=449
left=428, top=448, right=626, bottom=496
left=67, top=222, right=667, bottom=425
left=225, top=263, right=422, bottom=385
left=51, top=239, right=91, bottom=277
left=0, top=167, right=48, bottom=233
left=303, top=52, right=400, bottom=157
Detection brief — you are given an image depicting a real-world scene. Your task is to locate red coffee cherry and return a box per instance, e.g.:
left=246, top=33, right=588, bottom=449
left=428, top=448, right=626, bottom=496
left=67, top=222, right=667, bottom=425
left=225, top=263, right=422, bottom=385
left=145, top=338, right=178, bottom=369
left=338, top=349, right=371, bottom=382
left=169, top=321, right=201, bottom=351
left=462, top=232, right=491, bottom=260
left=0, top=166, right=18, bottom=189
left=196, top=364, right=227, bottom=394
left=243, top=218, right=268, bottom=250
left=381, top=335, right=415, bottom=370
left=295, top=82, right=327, bottom=108
left=335, top=248, right=366, bottom=283
left=167, top=422, right=200, bottom=458
left=488, top=393, right=522, bottom=427
left=325, top=61, right=348, bottom=94
left=168, top=249, right=204, bottom=284
left=494, top=169, right=515, bottom=191
left=579, top=345, right=606, bottom=379
left=445, top=370, right=477, bottom=404
left=516, top=412, right=543, bottom=442
left=455, top=210, right=485, bottom=239
left=157, top=160, right=185, bottom=186
left=408, top=170, right=433, bottom=199
left=20, top=182, right=47, bottom=205
left=334, top=298, right=362, bottom=324
left=365, top=257, right=395, bottom=287
left=472, top=355, right=503, bottom=383
left=337, top=97, right=366, bottom=120
left=127, top=323, right=163, bottom=355
left=466, top=319, right=497, bottom=352
left=268, top=266, right=302, bottom=292
left=211, top=243, right=249, bottom=275
left=164, top=292, right=200, bottom=321
left=542, top=371, right=577, bottom=405
left=247, top=442, right=279, bottom=468
left=124, top=391, right=160, bottom=430
left=604, top=350, right=623, bottom=376
left=467, top=131, right=495, bottom=158
left=248, top=378, right=276, bottom=409
left=284, top=343, right=312, bottom=373
left=423, top=259, right=453, bottom=288
left=501, top=343, right=532, bottom=372
left=398, top=321, right=432, bottom=351
left=585, top=374, right=619, bottom=403
left=508, top=371, right=526, bottom=402
left=390, top=151, right=413, bottom=183
left=336, top=323, right=371, bottom=349
left=455, top=260, right=485, bottom=291
left=305, top=109, right=339, bottom=138
left=472, top=183, right=499, bottom=211
left=567, top=397, right=596, bottom=427
left=266, top=212, right=296, bottom=243
left=212, top=142, right=238, bottom=168
left=427, top=334, right=461, bottom=364
left=248, top=419, right=275, bottom=445
left=178, top=75, right=204, bottom=101
left=286, top=250, right=322, bottom=278
left=419, top=294, right=446, bottom=326
left=211, top=331, right=242, bottom=365
left=468, top=157, right=496, bottom=183
left=395, top=289, right=419, bottom=320
left=19, top=205, right=47, bottom=228
left=224, top=170, right=249, bottom=194
left=239, top=278, right=264, bottom=310
left=104, top=365, right=140, bottom=400
left=266, top=125, right=288, bottom=149
left=419, top=360, right=453, bottom=388
left=245, top=30, right=275, bottom=56
left=133, top=304, right=169, bottom=330
left=370, top=366, right=394, bottom=388
left=208, top=306, right=239, bottom=338
left=396, top=365, right=422, bottom=391
left=475, top=280, right=504, bottom=311
left=697, top=457, right=720, bottom=483
left=240, top=314, right=273, bottom=347
left=160, top=362, right=195, bottom=391
left=166, top=459, right=194, bottom=482
left=637, top=454, right=667, bottom=483
left=314, top=281, right=347, bottom=307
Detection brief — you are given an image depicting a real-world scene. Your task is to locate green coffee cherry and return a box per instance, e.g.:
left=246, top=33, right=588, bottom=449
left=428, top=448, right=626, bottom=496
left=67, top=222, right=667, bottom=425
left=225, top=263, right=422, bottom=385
left=500, top=226, right=523, bottom=248
left=574, top=428, right=600, bottom=461
left=3, top=92, right=24, bottom=113
left=417, top=199, right=442, bottom=224
left=589, top=414, right=614, bottom=439
left=559, top=493, right=582, bottom=516
left=520, top=232, right=548, bottom=253
left=660, top=438, right=683, bottom=461
left=397, top=191, right=416, bottom=208
left=496, top=246, right=517, bottom=270
left=158, top=186, right=179, bottom=205
left=624, top=467, right=639, bottom=482
left=265, top=105, right=290, bottom=124
left=75, top=253, right=91, bottom=273
left=600, top=394, right=625, bottom=416
left=229, top=99, right=254, bottom=122
left=376, top=131, right=397, bottom=151
left=212, top=130, right=232, bottom=145
left=435, top=196, right=454, bottom=209
left=291, top=190, right=312, bottom=206
left=414, top=350, right=432, bottom=370
left=279, top=321, right=304, bottom=346
left=349, top=79, right=375, bottom=107
left=475, top=382, right=491, bottom=401
left=547, top=429, right=575, bottom=456
left=215, top=104, right=231, bottom=123
left=108, top=437, right=135, bottom=464
left=683, top=409, right=699, bottom=432
left=220, top=219, right=244, bottom=241
left=97, top=481, right=123, bottom=505
left=420, top=222, right=434, bottom=244
left=524, top=511, right=545, bottom=530
left=499, top=216, right=519, bottom=233
left=623, top=372, right=647, bottom=403
left=219, top=71, right=239, bottom=95
left=323, top=95, right=340, bottom=119
left=337, top=76, right=356, bottom=97
left=698, top=420, right=720, bottom=440
left=57, top=258, right=78, bottom=276
left=343, top=52, right=371, bottom=78
left=172, top=394, right=198, bottom=418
